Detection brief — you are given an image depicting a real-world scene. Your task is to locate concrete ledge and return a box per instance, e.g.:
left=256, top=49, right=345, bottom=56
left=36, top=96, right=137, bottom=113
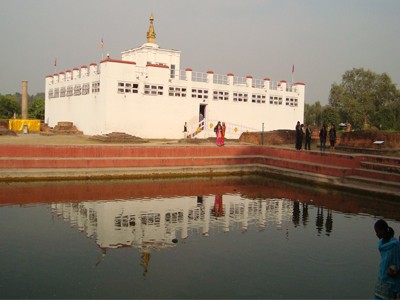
left=1, top=163, right=399, bottom=200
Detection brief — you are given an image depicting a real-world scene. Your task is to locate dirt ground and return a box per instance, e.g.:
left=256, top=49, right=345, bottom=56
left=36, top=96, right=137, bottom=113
left=0, top=133, right=241, bottom=146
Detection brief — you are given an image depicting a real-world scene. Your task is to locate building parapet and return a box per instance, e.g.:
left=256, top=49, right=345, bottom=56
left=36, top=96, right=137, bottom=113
left=46, top=62, right=303, bottom=99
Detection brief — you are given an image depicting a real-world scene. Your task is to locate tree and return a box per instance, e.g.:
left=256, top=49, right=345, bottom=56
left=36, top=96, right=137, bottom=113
left=304, top=101, right=324, bottom=127
left=329, top=68, right=400, bottom=130
left=28, top=97, right=45, bottom=120
left=321, top=105, right=340, bottom=127
left=375, top=106, right=395, bottom=130
left=0, top=94, right=21, bottom=119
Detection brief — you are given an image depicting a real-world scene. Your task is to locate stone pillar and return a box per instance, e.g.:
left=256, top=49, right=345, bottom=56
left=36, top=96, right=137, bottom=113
left=21, top=80, right=28, bottom=119
left=206, top=70, right=214, bottom=83
left=227, top=73, right=234, bottom=85
left=246, top=75, right=253, bottom=87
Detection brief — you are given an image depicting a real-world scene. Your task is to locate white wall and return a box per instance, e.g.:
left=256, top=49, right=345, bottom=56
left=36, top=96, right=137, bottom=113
left=45, top=57, right=305, bottom=139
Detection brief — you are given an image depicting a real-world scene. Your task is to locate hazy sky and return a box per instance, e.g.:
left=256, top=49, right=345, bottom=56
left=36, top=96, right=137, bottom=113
left=1, top=0, right=399, bottom=104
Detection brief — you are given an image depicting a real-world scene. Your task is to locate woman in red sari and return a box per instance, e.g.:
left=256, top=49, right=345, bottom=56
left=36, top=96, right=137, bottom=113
left=222, top=122, right=226, bottom=146
left=216, top=123, right=224, bottom=146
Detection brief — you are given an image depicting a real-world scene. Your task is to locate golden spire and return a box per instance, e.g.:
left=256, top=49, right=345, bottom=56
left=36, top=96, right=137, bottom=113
left=146, top=13, right=156, bottom=44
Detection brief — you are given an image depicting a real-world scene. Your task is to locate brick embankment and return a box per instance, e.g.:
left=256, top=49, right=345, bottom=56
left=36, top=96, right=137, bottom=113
left=0, top=137, right=399, bottom=199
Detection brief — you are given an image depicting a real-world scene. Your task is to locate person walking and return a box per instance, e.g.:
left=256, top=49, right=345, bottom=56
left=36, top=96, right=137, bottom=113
left=183, top=122, right=188, bottom=138
left=373, top=219, right=400, bottom=299
left=216, top=123, right=224, bottom=147
left=319, top=125, right=327, bottom=152
left=304, top=124, right=312, bottom=150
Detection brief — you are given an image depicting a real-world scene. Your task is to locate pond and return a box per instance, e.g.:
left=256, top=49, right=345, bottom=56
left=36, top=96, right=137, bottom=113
left=1, top=176, right=399, bottom=299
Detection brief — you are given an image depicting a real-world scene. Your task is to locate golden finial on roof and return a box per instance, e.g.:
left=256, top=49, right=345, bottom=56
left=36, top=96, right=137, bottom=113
left=146, top=13, right=156, bottom=44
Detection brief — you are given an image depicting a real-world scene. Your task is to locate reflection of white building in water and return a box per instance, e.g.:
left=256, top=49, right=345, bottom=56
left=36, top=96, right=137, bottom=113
left=51, top=195, right=295, bottom=252
left=45, top=14, right=305, bottom=139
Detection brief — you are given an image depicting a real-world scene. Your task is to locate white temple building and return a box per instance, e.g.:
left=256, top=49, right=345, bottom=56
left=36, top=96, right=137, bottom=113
left=45, top=14, right=305, bottom=139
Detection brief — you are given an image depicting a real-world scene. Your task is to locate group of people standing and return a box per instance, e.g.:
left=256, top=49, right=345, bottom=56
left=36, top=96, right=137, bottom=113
left=295, top=121, right=312, bottom=151
left=318, top=124, right=336, bottom=152
left=295, top=121, right=337, bottom=151
left=215, top=121, right=226, bottom=146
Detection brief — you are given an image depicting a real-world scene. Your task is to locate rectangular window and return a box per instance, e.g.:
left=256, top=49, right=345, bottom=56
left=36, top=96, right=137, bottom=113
left=54, top=88, right=59, bottom=98
left=82, top=83, right=90, bottom=95
left=213, top=90, right=229, bottom=101
left=270, top=96, right=282, bottom=105
left=60, top=87, right=66, bottom=97
left=117, top=81, right=139, bottom=94
left=48, top=89, right=54, bottom=99
left=144, top=84, right=163, bottom=95
left=191, top=88, right=209, bottom=99
left=66, top=86, right=73, bottom=96
left=285, top=97, right=298, bottom=107
left=165, top=211, right=184, bottom=224
left=251, top=94, right=266, bottom=103
left=170, top=64, right=176, bottom=79
left=169, top=86, right=187, bottom=97
left=74, top=84, right=81, bottom=96
left=114, top=215, right=136, bottom=228
left=233, top=92, right=248, bottom=102
left=92, top=81, right=100, bottom=93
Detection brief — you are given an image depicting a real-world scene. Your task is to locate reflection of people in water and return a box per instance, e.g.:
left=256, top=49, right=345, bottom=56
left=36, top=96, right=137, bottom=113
left=213, top=195, right=223, bottom=217
left=302, top=203, right=309, bottom=226
left=292, top=200, right=300, bottom=227
left=325, top=210, right=333, bottom=236
left=316, top=207, right=324, bottom=235
left=141, top=251, right=151, bottom=277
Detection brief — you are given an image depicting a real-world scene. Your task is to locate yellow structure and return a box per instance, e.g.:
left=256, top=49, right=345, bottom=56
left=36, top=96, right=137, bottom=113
left=9, top=119, right=41, bottom=132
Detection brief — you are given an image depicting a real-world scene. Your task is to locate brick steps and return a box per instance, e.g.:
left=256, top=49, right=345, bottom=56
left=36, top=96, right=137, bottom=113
left=344, top=175, right=400, bottom=190
left=361, top=155, right=400, bottom=166
left=360, top=161, right=400, bottom=174
left=352, top=167, right=400, bottom=183
left=0, top=154, right=353, bottom=179
left=0, top=144, right=399, bottom=198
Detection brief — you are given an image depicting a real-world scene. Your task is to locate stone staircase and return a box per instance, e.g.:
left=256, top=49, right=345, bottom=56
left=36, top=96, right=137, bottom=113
left=0, top=144, right=398, bottom=198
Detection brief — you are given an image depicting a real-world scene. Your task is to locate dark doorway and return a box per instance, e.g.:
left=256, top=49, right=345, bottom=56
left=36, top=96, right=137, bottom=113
left=199, top=104, right=206, bottom=122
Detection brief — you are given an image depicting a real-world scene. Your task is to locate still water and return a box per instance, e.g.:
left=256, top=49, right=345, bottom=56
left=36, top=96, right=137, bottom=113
left=1, top=176, right=400, bottom=299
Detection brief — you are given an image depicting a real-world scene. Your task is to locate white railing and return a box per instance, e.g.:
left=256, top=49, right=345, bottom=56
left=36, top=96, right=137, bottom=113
left=179, top=69, right=187, bottom=80
left=173, top=69, right=284, bottom=91
left=192, top=71, right=208, bottom=83
left=187, top=118, right=259, bottom=139
left=269, top=81, right=279, bottom=90
left=253, top=78, right=264, bottom=89
left=213, top=74, right=228, bottom=85
left=233, top=76, right=247, bottom=86
left=286, top=83, right=294, bottom=92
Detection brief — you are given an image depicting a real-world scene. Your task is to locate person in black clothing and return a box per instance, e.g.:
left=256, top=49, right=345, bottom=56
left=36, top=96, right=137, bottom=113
left=295, top=121, right=302, bottom=150
left=183, top=122, right=188, bottom=138
left=304, top=124, right=312, bottom=150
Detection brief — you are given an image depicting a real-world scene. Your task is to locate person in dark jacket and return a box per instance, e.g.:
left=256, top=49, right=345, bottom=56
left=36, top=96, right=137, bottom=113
left=304, top=124, right=312, bottom=150
left=295, top=121, right=302, bottom=150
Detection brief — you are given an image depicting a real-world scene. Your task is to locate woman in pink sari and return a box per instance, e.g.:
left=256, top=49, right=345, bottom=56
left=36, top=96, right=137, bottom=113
left=216, top=123, right=224, bottom=146
left=222, top=122, right=226, bottom=145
